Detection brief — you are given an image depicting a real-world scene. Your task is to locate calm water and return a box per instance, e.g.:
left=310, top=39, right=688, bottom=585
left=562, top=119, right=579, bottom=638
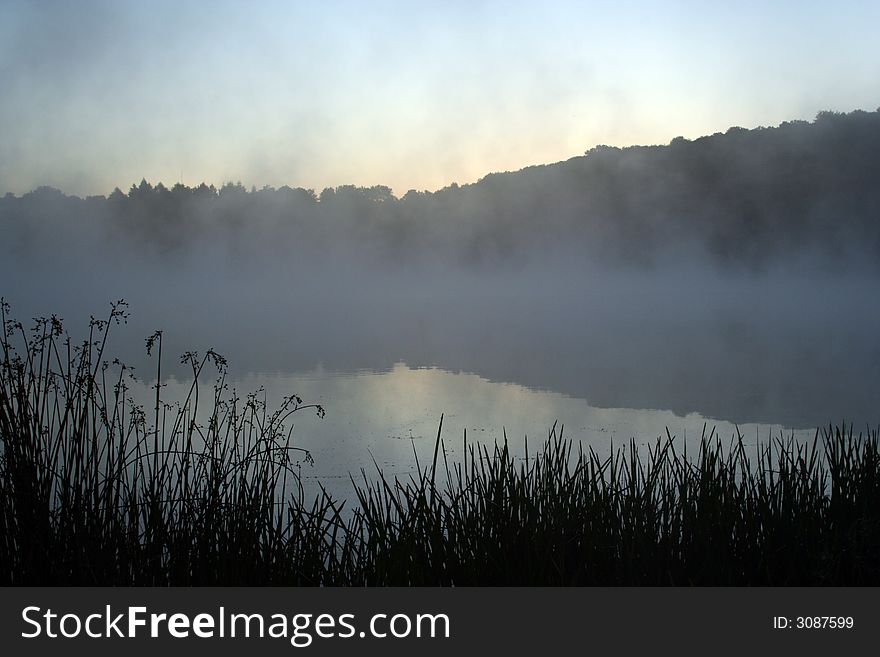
left=210, top=365, right=816, bottom=500
left=5, top=264, right=879, bottom=498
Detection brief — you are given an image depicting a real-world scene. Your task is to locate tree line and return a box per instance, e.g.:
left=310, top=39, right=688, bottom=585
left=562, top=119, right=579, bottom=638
left=3, top=108, right=880, bottom=269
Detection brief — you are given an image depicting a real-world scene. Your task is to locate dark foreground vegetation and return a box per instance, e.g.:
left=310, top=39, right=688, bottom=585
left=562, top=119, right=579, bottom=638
left=1, top=304, right=878, bottom=585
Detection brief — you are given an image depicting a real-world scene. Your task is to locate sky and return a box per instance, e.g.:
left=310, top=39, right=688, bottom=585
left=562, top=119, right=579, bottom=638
left=2, top=0, right=880, bottom=197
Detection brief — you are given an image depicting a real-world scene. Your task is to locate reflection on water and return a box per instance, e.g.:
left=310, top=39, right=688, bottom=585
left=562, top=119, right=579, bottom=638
left=97, top=268, right=880, bottom=428
left=158, top=363, right=816, bottom=501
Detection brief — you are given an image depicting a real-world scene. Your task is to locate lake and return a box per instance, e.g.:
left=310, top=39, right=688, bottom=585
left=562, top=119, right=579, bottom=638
left=6, top=262, right=875, bottom=500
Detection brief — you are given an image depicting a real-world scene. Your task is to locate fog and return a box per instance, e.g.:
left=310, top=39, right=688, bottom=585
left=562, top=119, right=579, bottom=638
left=2, top=110, right=880, bottom=439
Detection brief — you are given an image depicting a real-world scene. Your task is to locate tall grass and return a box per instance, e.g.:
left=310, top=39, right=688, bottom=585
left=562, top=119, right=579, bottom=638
left=350, top=422, right=879, bottom=584
left=1, top=302, right=878, bottom=585
left=0, top=300, right=338, bottom=584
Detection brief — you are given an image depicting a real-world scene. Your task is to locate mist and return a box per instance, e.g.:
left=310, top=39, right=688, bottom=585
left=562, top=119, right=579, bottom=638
left=2, top=110, right=879, bottom=436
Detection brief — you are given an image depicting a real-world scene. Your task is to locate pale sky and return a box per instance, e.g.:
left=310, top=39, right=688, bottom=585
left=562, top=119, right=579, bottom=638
left=2, top=0, right=879, bottom=197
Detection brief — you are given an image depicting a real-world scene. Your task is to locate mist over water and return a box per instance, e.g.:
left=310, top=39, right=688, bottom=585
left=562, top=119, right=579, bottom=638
left=8, top=257, right=871, bottom=498
left=3, top=111, right=880, bottom=488
left=4, top=241, right=878, bottom=420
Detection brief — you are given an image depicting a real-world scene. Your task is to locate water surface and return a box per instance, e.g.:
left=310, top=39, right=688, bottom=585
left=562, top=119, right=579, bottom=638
left=4, top=262, right=878, bottom=496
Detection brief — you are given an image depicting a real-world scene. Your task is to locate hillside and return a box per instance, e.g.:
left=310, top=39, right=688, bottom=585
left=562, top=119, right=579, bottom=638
left=3, top=109, right=880, bottom=269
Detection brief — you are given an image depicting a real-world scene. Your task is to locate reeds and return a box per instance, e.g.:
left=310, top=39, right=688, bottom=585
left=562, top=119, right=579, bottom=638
left=1, top=302, right=878, bottom=585
left=0, top=300, right=336, bottom=584
left=349, top=423, right=879, bottom=584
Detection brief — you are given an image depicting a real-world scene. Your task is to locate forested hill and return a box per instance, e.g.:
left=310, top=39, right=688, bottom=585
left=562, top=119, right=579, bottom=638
left=3, top=108, right=880, bottom=269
